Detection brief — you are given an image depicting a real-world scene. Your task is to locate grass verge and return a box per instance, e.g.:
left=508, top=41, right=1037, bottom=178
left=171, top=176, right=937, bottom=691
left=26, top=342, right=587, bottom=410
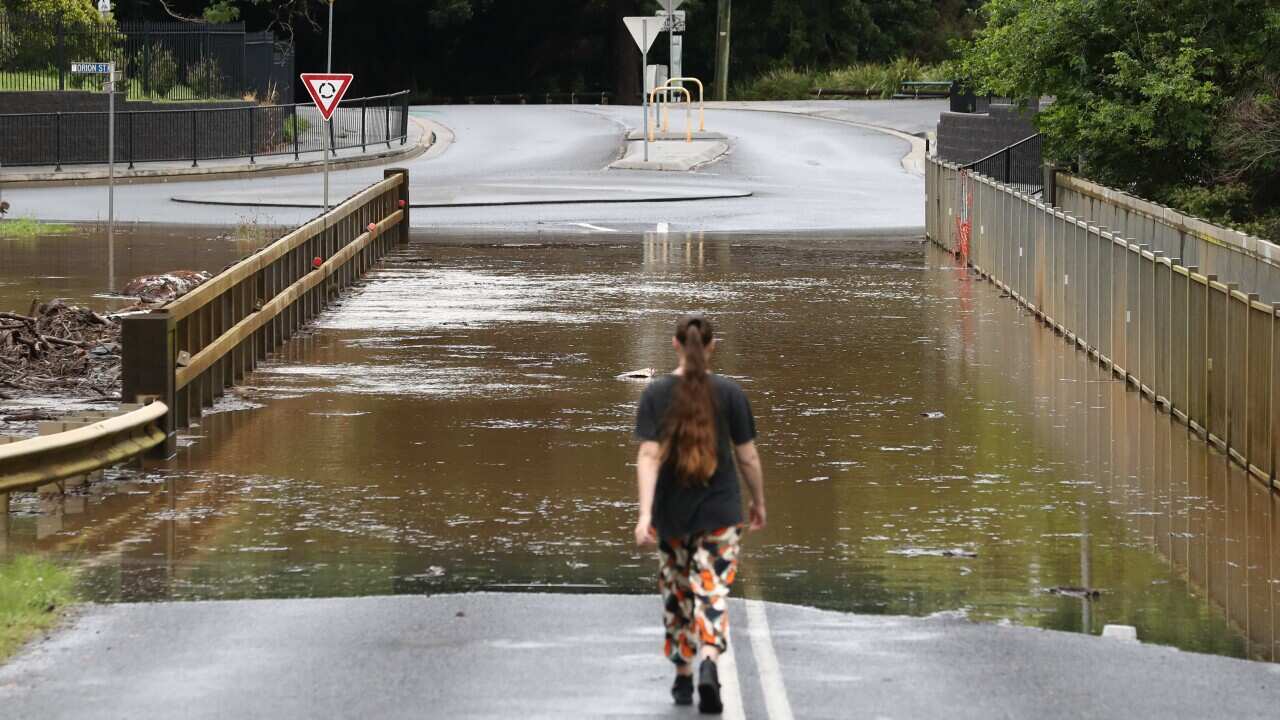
left=0, top=219, right=75, bottom=239
left=0, top=555, right=77, bottom=663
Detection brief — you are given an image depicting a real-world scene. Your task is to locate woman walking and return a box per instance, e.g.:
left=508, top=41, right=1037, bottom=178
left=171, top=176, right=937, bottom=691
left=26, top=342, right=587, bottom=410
left=633, top=314, right=767, bottom=714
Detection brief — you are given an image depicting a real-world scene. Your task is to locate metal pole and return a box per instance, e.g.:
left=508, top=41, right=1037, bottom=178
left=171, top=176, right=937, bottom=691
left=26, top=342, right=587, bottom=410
left=107, top=62, right=116, bottom=292
left=324, top=0, right=334, bottom=214
left=642, top=25, right=649, bottom=164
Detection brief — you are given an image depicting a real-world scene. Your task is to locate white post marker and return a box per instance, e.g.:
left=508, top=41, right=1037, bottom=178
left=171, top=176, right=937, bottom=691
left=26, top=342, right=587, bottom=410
left=301, top=72, right=354, bottom=214
left=624, top=16, right=665, bottom=163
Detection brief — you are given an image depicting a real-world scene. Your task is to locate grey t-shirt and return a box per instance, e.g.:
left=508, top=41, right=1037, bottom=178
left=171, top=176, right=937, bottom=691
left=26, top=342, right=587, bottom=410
left=634, top=373, right=757, bottom=539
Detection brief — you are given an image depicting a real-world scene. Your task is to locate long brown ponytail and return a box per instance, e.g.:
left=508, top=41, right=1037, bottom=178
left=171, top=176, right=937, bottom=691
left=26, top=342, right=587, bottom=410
left=662, top=315, right=718, bottom=485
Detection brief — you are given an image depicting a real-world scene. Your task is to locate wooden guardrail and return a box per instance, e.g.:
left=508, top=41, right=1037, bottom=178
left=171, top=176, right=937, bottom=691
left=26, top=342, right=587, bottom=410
left=122, top=168, right=411, bottom=455
left=0, top=402, right=169, bottom=506
left=928, top=158, right=1279, bottom=486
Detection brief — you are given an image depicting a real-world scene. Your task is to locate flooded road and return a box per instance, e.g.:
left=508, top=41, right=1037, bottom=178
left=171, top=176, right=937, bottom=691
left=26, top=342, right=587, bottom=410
left=2, top=232, right=1276, bottom=663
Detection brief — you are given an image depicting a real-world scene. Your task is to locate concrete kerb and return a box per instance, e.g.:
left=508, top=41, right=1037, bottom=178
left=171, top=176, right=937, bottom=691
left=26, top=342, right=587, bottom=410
left=0, top=116, right=445, bottom=189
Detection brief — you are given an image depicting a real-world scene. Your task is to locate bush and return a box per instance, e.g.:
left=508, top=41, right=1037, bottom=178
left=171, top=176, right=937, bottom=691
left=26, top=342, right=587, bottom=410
left=282, top=114, right=310, bottom=143
left=735, top=67, right=814, bottom=100
left=185, top=56, right=224, bottom=98
left=133, top=44, right=178, bottom=98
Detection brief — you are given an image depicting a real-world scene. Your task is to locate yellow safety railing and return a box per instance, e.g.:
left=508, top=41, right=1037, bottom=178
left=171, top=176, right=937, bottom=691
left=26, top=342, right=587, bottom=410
left=0, top=402, right=169, bottom=493
left=648, top=86, right=693, bottom=143
left=661, top=77, right=706, bottom=132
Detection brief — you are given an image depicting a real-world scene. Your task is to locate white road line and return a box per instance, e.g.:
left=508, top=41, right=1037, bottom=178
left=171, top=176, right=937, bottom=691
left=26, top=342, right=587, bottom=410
left=574, top=222, right=617, bottom=233
left=719, top=643, right=748, bottom=720
left=745, top=599, right=796, bottom=720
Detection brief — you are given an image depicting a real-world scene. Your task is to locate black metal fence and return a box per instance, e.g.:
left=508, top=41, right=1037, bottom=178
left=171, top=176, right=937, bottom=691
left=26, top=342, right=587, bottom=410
left=0, top=91, right=410, bottom=169
left=0, top=13, right=294, bottom=103
left=963, top=133, right=1043, bottom=194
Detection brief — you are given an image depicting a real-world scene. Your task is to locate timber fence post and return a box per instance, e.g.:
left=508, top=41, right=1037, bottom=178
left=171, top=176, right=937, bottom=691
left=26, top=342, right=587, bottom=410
left=386, top=167, right=410, bottom=244
left=121, top=313, right=176, bottom=459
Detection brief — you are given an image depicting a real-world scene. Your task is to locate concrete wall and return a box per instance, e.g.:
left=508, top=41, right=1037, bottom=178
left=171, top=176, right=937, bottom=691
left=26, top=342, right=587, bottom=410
left=1055, top=173, right=1280, bottom=304
left=936, top=104, right=1038, bottom=165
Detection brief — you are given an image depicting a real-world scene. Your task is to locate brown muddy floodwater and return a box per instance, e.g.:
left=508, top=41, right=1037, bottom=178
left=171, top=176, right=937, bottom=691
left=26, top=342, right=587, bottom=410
left=2, top=232, right=1278, bottom=663
left=0, top=223, right=275, bottom=312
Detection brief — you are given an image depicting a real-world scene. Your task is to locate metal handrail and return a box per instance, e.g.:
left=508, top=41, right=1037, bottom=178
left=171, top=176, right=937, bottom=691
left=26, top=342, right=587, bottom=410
left=962, top=133, right=1041, bottom=170
left=0, top=403, right=169, bottom=492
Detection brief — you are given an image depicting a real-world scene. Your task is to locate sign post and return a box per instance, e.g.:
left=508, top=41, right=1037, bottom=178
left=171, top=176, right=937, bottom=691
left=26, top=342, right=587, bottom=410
left=72, top=59, right=118, bottom=290
left=657, top=0, right=686, bottom=88
left=624, top=17, right=665, bottom=163
left=301, top=73, right=353, bottom=213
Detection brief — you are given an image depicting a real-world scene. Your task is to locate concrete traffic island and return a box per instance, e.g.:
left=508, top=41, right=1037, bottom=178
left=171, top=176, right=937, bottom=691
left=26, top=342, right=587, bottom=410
left=0, top=594, right=1275, bottom=719
left=611, top=138, right=730, bottom=172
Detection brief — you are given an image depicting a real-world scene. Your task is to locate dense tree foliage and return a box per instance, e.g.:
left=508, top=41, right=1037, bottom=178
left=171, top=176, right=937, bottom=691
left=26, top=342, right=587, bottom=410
left=961, top=0, right=1280, bottom=237
left=103, top=1, right=980, bottom=102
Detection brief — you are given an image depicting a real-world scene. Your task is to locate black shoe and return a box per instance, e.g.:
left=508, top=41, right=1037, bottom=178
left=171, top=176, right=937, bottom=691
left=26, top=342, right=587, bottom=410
left=697, top=659, right=723, bottom=714
left=672, top=675, right=694, bottom=706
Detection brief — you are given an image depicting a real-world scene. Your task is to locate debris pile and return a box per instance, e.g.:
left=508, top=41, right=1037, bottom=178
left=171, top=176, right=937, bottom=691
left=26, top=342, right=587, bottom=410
left=0, top=300, right=122, bottom=399
left=121, top=270, right=212, bottom=304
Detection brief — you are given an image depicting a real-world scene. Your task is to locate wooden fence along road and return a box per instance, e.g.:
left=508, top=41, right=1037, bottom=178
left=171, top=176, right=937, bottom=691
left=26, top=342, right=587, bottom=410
left=927, top=158, right=1280, bottom=486
left=122, top=169, right=411, bottom=455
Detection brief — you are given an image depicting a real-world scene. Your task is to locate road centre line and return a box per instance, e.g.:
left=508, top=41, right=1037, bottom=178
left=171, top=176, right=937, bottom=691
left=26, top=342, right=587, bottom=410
left=719, top=642, right=748, bottom=720
left=745, top=598, right=796, bottom=720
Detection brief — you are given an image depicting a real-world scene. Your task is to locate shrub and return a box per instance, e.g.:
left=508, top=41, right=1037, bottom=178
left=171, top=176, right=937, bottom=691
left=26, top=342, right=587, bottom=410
left=133, top=44, right=178, bottom=98
left=185, top=56, right=224, bottom=98
left=735, top=67, right=814, bottom=100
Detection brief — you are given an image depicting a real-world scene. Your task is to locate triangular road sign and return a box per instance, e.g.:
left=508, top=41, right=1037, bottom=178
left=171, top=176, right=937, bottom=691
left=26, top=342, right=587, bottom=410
left=301, top=73, right=354, bottom=121
left=624, top=17, right=666, bottom=53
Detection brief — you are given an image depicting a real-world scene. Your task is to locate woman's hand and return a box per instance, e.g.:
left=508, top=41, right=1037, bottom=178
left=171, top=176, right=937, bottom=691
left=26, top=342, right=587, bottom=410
left=634, top=515, right=658, bottom=547
left=748, top=501, right=767, bottom=531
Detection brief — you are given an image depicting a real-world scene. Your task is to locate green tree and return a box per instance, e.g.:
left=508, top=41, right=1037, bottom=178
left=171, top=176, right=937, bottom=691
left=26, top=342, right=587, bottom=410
left=960, top=0, right=1280, bottom=197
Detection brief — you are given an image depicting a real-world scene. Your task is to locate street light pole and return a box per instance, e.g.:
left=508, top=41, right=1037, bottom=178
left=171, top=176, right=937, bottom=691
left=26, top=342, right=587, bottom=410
left=324, top=0, right=335, bottom=214
left=714, top=0, right=731, bottom=101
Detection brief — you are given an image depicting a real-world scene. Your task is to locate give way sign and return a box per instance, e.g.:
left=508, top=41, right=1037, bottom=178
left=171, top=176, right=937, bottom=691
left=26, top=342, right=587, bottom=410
left=301, top=73, right=354, bottom=121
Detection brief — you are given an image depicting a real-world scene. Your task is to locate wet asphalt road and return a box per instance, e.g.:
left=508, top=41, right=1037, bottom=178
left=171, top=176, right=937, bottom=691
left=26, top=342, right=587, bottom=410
left=1, top=594, right=1276, bottom=719
left=1, top=101, right=940, bottom=233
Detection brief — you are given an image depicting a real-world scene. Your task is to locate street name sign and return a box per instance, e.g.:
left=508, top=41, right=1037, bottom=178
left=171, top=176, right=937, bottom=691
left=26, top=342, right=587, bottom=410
left=301, top=73, right=354, bottom=121
left=71, top=62, right=112, bottom=74
left=624, top=17, right=665, bottom=53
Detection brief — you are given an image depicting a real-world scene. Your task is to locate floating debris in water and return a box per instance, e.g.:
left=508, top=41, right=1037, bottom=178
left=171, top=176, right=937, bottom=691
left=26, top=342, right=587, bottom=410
left=920, top=411, right=945, bottom=419
left=121, top=270, right=212, bottom=304
left=616, top=367, right=655, bottom=380
left=1046, top=586, right=1102, bottom=599
left=796, top=476, right=830, bottom=483
left=888, top=547, right=978, bottom=558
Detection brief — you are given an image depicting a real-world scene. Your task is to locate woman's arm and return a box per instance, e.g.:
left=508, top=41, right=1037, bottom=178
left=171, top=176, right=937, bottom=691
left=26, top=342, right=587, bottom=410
left=734, top=441, right=767, bottom=531
left=634, top=440, right=662, bottom=546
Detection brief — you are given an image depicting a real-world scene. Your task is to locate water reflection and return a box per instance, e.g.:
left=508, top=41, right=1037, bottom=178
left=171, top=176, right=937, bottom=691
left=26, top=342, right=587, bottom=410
left=0, top=236, right=1276, bottom=662
left=0, top=224, right=277, bottom=312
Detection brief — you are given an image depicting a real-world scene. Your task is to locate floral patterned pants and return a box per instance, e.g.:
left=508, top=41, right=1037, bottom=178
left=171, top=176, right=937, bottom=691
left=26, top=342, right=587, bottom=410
left=657, top=525, right=742, bottom=666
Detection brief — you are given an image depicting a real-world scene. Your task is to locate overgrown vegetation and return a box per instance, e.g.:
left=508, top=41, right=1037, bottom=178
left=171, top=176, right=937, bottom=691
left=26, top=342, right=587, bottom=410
left=0, top=218, right=74, bottom=238
left=0, top=555, right=76, bottom=662
left=959, top=0, right=1280, bottom=240
left=736, top=59, right=948, bottom=100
